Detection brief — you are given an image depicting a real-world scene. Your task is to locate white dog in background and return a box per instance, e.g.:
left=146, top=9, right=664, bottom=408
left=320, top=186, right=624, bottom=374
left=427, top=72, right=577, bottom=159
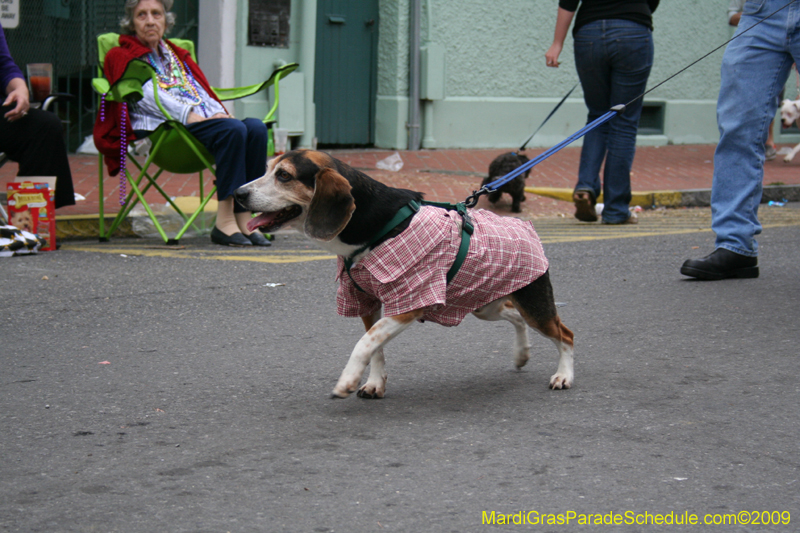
left=779, top=98, right=800, bottom=162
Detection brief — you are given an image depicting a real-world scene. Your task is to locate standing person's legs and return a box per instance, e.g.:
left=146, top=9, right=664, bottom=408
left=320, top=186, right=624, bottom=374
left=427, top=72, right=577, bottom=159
left=711, top=7, right=792, bottom=257
left=573, top=20, right=611, bottom=216
left=682, top=1, right=794, bottom=279
left=601, top=20, right=653, bottom=224
left=0, top=106, right=75, bottom=208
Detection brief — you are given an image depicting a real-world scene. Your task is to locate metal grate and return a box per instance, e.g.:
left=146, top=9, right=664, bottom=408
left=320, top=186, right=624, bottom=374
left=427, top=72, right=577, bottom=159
left=3, top=0, right=198, bottom=152
left=248, top=0, right=291, bottom=48
left=638, top=102, right=665, bottom=136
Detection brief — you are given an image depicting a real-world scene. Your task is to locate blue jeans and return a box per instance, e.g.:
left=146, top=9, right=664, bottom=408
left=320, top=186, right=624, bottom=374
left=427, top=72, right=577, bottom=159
left=187, top=117, right=267, bottom=211
left=573, top=19, right=654, bottom=223
left=712, top=0, right=800, bottom=256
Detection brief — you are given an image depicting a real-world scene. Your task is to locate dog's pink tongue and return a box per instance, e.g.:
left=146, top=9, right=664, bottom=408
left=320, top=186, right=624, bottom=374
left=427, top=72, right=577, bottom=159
left=247, top=213, right=275, bottom=233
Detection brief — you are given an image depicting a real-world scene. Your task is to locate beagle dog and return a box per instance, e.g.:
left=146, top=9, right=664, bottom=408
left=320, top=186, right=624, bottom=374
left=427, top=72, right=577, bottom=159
left=235, top=150, right=574, bottom=399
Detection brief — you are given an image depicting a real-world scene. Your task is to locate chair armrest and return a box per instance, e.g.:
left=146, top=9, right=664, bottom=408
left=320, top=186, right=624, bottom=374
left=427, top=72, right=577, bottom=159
left=93, top=69, right=176, bottom=122
left=92, top=59, right=154, bottom=103
left=92, top=78, right=110, bottom=95
left=211, top=62, right=299, bottom=102
left=42, top=93, right=75, bottom=111
left=212, top=82, right=270, bottom=102
left=92, top=77, right=145, bottom=104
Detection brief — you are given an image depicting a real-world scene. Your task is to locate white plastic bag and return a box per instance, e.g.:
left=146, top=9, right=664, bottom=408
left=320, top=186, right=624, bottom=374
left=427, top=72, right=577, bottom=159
left=376, top=152, right=404, bottom=172
left=76, top=135, right=98, bottom=154
left=129, top=201, right=214, bottom=239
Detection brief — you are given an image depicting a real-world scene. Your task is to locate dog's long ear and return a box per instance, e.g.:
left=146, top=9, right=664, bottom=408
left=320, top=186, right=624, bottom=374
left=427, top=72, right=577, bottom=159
left=304, top=168, right=355, bottom=241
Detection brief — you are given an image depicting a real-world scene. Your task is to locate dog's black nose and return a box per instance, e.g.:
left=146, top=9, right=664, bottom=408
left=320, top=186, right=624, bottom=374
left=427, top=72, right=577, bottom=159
left=234, top=187, right=249, bottom=205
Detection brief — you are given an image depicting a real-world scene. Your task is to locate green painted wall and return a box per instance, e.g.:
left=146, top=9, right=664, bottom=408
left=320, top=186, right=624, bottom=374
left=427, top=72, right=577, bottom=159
left=233, top=0, right=312, bottom=145
left=374, top=0, right=761, bottom=149
left=227, top=0, right=799, bottom=149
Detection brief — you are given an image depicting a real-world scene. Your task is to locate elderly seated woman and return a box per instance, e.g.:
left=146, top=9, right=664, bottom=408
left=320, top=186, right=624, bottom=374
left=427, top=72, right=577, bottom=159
left=94, top=0, right=270, bottom=246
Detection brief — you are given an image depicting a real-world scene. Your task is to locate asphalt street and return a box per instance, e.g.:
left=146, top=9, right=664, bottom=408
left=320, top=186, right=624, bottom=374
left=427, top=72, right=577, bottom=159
left=1, top=207, right=799, bottom=533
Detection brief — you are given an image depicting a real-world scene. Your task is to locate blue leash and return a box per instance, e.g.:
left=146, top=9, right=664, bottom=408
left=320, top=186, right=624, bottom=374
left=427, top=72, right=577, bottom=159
left=465, top=104, right=625, bottom=208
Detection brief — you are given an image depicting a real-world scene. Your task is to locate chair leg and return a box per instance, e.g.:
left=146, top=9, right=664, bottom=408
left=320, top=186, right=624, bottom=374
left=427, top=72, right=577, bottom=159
left=104, top=165, right=160, bottom=239
left=98, top=154, right=107, bottom=242
left=267, top=127, right=274, bottom=158
left=173, top=186, right=217, bottom=243
left=121, top=167, right=170, bottom=243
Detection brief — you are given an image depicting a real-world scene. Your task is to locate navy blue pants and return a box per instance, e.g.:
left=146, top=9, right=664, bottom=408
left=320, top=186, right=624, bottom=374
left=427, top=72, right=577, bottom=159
left=187, top=117, right=267, bottom=213
left=573, top=19, right=654, bottom=223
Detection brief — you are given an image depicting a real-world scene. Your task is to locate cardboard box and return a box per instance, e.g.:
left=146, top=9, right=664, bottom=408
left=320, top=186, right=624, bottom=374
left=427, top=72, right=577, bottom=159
left=6, top=177, right=56, bottom=251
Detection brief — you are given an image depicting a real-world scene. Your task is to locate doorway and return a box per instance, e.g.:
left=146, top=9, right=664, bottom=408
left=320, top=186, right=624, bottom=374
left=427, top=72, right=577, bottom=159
left=314, top=0, right=379, bottom=146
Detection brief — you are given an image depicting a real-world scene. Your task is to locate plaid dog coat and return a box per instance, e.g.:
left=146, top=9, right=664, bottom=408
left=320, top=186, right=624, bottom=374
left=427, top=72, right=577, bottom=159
left=336, top=206, right=548, bottom=326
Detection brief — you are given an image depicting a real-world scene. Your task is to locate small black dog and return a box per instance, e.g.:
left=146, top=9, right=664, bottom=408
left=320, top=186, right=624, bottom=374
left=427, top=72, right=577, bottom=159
left=481, top=151, right=530, bottom=213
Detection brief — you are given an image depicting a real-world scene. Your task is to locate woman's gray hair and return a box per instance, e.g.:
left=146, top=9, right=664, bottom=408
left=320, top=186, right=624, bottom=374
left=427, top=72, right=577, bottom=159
left=119, top=0, right=176, bottom=35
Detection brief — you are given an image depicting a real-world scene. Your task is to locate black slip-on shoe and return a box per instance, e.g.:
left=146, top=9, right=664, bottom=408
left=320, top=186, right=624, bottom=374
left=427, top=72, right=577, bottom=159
left=680, top=248, right=758, bottom=280
left=246, top=231, right=272, bottom=246
left=211, top=227, right=253, bottom=247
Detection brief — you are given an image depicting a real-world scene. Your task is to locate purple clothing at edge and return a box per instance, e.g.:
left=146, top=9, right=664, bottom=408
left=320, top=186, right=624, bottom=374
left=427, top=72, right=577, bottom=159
left=0, top=26, right=24, bottom=94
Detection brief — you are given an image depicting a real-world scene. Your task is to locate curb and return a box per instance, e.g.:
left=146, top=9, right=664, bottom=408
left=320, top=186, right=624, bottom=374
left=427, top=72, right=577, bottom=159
left=49, top=184, right=800, bottom=240
left=525, top=184, right=800, bottom=208
left=55, top=215, right=136, bottom=240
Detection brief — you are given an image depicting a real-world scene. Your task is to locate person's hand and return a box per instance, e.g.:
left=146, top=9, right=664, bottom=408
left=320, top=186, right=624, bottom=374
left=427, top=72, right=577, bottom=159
left=545, top=43, right=562, bottom=68
left=3, top=79, right=30, bottom=122
left=187, top=111, right=231, bottom=123
left=187, top=111, right=205, bottom=124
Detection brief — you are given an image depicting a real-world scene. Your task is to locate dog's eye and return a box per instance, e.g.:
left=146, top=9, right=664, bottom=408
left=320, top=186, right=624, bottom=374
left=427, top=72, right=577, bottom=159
left=275, top=169, right=292, bottom=183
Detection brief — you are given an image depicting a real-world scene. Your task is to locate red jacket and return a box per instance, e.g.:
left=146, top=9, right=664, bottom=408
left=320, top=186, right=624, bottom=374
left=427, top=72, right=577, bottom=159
left=93, top=35, right=223, bottom=176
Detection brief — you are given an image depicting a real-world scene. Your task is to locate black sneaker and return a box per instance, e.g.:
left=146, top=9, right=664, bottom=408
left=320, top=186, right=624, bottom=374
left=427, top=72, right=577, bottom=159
left=680, top=248, right=758, bottom=280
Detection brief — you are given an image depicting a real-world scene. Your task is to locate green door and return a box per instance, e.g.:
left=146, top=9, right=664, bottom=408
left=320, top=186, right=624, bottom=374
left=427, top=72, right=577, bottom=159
left=314, top=0, right=379, bottom=146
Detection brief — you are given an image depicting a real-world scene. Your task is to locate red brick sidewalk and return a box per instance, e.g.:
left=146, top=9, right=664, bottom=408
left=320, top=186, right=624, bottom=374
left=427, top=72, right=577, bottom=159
left=3, top=144, right=800, bottom=219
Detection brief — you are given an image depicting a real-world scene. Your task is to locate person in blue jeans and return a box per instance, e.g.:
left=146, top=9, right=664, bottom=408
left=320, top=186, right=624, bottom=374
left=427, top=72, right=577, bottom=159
left=546, top=0, right=659, bottom=225
left=681, top=0, right=796, bottom=280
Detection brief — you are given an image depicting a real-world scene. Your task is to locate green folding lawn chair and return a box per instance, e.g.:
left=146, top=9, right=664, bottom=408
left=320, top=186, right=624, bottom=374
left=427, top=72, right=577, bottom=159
left=92, top=32, right=298, bottom=244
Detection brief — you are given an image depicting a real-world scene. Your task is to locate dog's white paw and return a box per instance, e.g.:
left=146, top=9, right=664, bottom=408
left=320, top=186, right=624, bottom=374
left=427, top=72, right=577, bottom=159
left=357, top=381, right=386, bottom=399
left=549, top=372, right=573, bottom=390
left=514, top=348, right=531, bottom=370
left=330, top=381, right=359, bottom=399
left=784, top=155, right=794, bottom=163
left=356, top=371, right=387, bottom=399
left=331, top=367, right=366, bottom=399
